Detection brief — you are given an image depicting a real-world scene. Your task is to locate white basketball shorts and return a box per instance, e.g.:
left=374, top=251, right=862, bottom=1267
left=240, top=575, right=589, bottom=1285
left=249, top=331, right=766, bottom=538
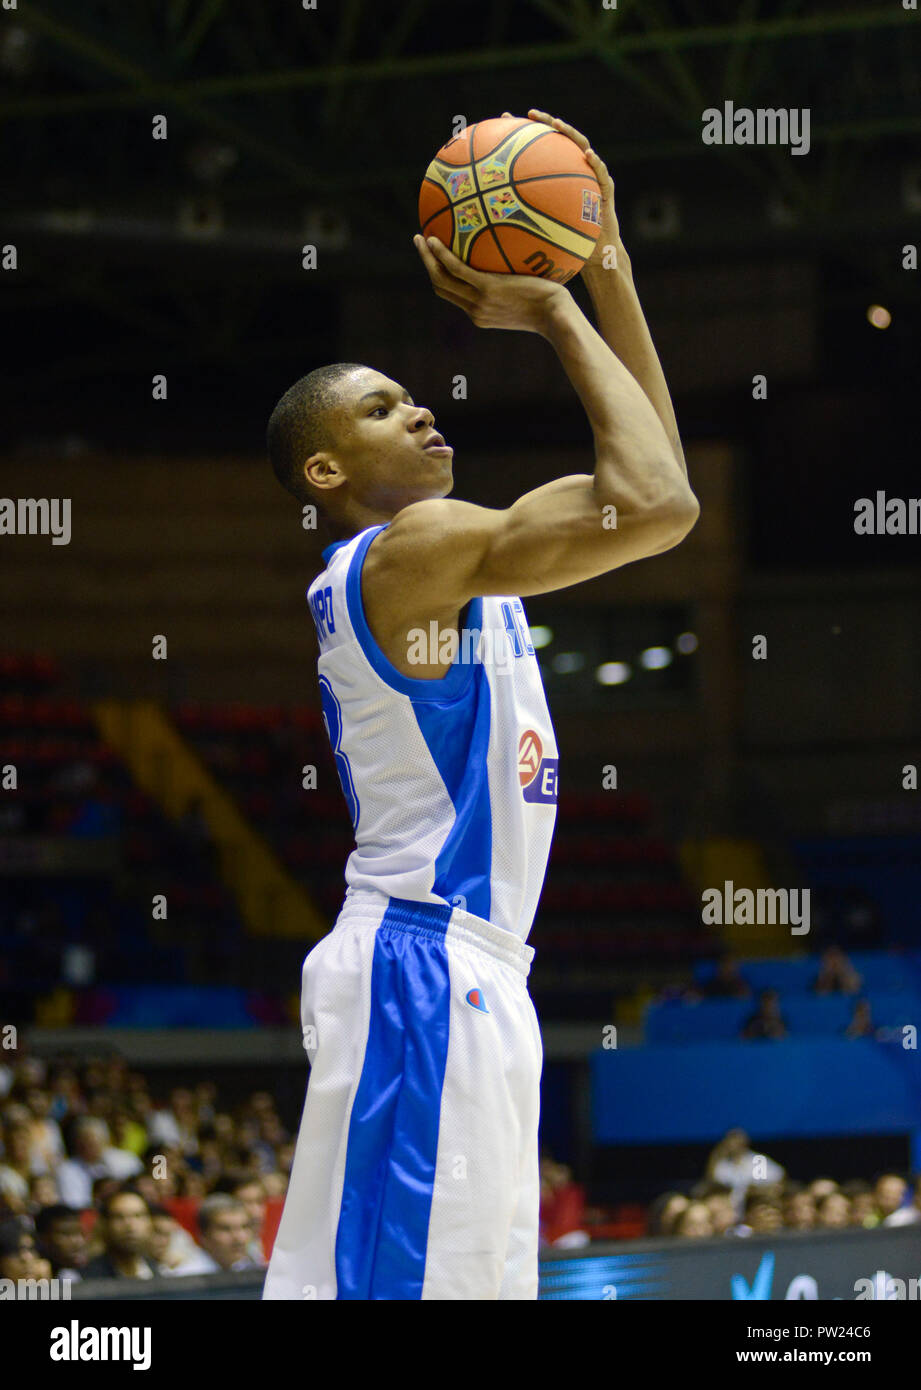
left=261, top=886, right=543, bottom=1300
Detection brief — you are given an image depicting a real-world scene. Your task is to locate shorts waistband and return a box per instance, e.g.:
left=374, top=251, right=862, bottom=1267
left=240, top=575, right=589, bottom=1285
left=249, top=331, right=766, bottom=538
left=335, top=887, right=534, bottom=978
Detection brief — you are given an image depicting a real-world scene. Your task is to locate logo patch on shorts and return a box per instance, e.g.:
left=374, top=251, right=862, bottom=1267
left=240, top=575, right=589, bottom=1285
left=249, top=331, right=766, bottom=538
left=466, top=988, right=489, bottom=1013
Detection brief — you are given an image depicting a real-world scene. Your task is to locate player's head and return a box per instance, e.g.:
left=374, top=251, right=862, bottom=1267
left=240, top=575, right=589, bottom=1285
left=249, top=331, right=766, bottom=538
left=267, top=363, right=453, bottom=535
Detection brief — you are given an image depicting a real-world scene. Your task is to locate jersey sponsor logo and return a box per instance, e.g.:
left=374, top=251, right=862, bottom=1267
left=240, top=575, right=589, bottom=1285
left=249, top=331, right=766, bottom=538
left=466, top=987, right=489, bottom=1013
left=518, top=728, right=559, bottom=805
left=518, top=729, right=543, bottom=785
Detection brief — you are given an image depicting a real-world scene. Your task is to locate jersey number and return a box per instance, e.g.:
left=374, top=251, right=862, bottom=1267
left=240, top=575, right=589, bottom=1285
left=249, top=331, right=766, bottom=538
left=501, top=599, right=535, bottom=658
left=319, top=675, right=359, bottom=829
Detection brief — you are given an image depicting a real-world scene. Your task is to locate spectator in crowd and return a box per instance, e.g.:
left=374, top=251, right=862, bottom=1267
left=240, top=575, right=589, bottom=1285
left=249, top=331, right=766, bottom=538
left=740, top=989, right=788, bottom=1040
left=816, top=1191, right=851, bottom=1229
left=740, top=1195, right=784, bottom=1236
left=539, top=1157, right=588, bottom=1248
left=231, top=1177, right=269, bottom=1266
left=34, top=1203, right=89, bottom=1281
left=56, top=1117, right=142, bottom=1209
left=194, top=1124, right=227, bottom=1187
left=29, top=1173, right=60, bottom=1212
left=47, top=1067, right=84, bottom=1124
left=844, top=999, right=877, bottom=1039
left=0, top=1216, right=53, bottom=1283
left=873, top=1172, right=908, bottom=1223
left=148, top=1204, right=215, bottom=1276
left=82, top=1186, right=160, bottom=1280
left=883, top=1174, right=921, bottom=1227
left=109, top=1104, right=148, bottom=1158
left=841, top=1180, right=879, bottom=1229
left=701, top=956, right=752, bottom=999
left=808, top=1177, right=839, bottom=1203
left=699, top=1184, right=736, bottom=1236
left=195, top=1194, right=260, bottom=1272
left=147, top=1088, right=200, bottom=1157
left=814, top=945, right=862, bottom=996
left=646, top=1192, right=689, bottom=1237
left=706, top=1129, right=786, bottom=1216
left=262, top=1171, right=288, bottom=1200
left=0, top=1105, right=46, bottom=1211
left=19, top=1083, right=65, bottom=1170
left=674, top=1202, right=713, bottom=1238
left=782, top=1184, right=816, bottom=1231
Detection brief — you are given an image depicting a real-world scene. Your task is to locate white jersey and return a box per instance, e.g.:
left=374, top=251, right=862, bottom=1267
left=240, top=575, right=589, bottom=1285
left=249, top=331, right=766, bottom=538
left=306, top=522, right=558, bottom=942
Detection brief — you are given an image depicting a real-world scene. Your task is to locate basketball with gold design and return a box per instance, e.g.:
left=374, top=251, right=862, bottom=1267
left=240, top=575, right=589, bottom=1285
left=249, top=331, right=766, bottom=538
left=419, top=117, right=602, bottom=283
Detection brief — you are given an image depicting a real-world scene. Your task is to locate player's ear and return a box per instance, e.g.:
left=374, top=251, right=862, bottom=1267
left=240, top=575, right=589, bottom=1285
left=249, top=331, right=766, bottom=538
left=304, top=452, right=347, bottom=494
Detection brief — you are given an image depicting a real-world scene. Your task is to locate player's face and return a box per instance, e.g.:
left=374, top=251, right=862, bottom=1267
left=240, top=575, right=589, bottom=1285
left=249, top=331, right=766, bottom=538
left=327, top=369, right=454, bottom=513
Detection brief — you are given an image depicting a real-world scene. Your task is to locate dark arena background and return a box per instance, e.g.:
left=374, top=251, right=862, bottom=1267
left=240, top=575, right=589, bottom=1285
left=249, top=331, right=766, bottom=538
left=2, top=0, right=921, bottom=1345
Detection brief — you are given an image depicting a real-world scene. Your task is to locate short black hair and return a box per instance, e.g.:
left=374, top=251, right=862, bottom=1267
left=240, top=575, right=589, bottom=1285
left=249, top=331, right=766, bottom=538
left=34, top=1204, right=82, bottom=1235
left=98, top=1184, right=151, bottom=1220
left=0, top=1216, right=32, bottom=1258
left=267, top=363, right=369, bottom=506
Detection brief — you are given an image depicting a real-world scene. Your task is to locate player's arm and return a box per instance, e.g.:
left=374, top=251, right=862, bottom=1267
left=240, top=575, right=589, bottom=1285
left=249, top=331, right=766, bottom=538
left=525, top=108, right=688, bottom=478
left=369, top=237, right=698, bottom=605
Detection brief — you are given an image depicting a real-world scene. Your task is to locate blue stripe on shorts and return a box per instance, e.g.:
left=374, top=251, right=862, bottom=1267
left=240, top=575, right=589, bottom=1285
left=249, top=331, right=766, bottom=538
left=334, top=896, right=453, bottom=1299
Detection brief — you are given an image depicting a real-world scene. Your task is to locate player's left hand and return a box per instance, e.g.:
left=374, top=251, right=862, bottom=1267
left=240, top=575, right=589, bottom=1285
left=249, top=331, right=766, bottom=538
left=501, top=108, right=620, bottom=273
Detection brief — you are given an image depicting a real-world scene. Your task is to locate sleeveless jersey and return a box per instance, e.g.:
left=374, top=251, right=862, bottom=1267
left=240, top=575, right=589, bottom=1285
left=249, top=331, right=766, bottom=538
left=306, top=523, right=558, bottom=942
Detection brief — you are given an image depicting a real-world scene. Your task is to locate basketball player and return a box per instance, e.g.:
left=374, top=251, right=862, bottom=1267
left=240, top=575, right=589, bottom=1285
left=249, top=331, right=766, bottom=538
left=262, top=111, right=698, bottom=1301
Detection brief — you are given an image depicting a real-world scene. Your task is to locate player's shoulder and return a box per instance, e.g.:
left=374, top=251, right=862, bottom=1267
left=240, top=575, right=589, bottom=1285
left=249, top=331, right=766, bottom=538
left=367, top=497, right=499, bottom=579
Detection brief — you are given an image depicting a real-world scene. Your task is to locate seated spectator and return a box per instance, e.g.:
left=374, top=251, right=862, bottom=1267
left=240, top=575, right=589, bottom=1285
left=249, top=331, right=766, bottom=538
left=538, top=1158, right=588, bottom=1248
left=261, top=1171, right=287, bottom=1200
left=147, top=1088, right=199, bottom=1157
left=0, top=1216, right=53, bottom=1283
left=815, top=1191, right=851, bottom=1229
left=740, top=1195, right=783, bottom=1236
left=28, top=1173, right=60, bottom=1213
left=697, top=1183, right=736, bottom=1236
left=740, top=989, right=787, bottom=1040
left=230, top=1177, right=269, bottom=1266
left=783, top=1184, right=816, bottom=1231
left=701, top=956, right=752, bottom=999
left=34, top=1203, right=89, bottom=1281
left=707, top=1129, right=785, bottom=1216
left=808, top=1177, right=839, bottom=1203
left=0, top=1108, right=43, bottom=1212
left=83, top=1185, right=160, bottom=1280
left=646, top=1192, right=689, bottom=1237
left=883, top=1174, right=921, bottom=1227
left=56, top=1117, right=142, bottom=1209
left=195, top=1194, right=260, bottom=1272
left=674, top=1202, right=713, bottom=1238
left=873, top=1172, right=908, bottom=1223
left=814, top=945, right=862, bottom=996
left=844, top=999, right=876, bottom=1039
left=840, top=1179, right=878, bottom=1229
left=148, top=1204, right=215, bottom=1276
left=18, top=1083, right=65, bottom=1170
left=109, top=1105, right=148, bottom=1159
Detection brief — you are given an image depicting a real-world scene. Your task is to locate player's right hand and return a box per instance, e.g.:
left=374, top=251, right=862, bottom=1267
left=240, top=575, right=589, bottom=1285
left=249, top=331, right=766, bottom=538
left=413, top=233, right=569, bottom=335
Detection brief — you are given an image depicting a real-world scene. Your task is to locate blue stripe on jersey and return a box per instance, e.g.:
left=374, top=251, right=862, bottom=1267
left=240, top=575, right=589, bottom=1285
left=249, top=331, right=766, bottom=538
left=334, top=898, right=453, bottom=1300
left=345, top=521, right=493, bottom=915
left=411, top=671, right=493, bottom=920
left=345, top=525, right=483, bottom=701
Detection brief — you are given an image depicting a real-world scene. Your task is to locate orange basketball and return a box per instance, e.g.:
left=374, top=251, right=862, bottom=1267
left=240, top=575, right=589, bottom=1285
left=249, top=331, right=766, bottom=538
left=419, top=117, right=602, bottom=284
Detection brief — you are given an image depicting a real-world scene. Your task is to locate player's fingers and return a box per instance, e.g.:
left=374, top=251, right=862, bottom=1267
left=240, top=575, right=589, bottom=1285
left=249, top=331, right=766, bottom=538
left=413, top=237, right=479, bottom=305
left=528, top=109, right=590, bottom=151
left=585, top=147, right=614, bottom=187
left=423, top=235, right=485, bottom=288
